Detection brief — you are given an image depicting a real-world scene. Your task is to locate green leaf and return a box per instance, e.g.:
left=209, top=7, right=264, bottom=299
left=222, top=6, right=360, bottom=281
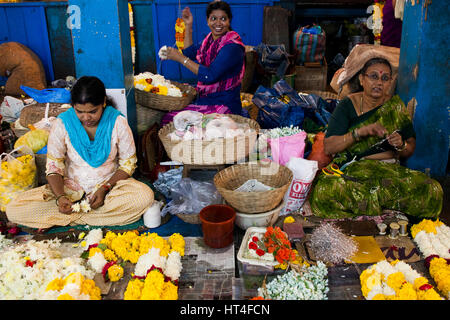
left=98, top=243, right=107, bottom=251
left=80, top=251, right=89, bottom=259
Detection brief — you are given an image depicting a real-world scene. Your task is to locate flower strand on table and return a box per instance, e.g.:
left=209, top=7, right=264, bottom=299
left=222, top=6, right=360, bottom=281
left=410, top=219, right=450, bottom=299
left=360, top=259, right=443, bottom=300
left=256, top=261, right=329, bottom=300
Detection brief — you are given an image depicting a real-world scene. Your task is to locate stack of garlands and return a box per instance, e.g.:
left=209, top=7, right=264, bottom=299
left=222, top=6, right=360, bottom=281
left=411, top=219, right=450, bottom=299
left=175, top=18, right=185, bottom=52
left=247, top=226, right=303, bottom=270
left=360, top=259, right=443, bottom=300
left=0, top=154, right=36, bottom=211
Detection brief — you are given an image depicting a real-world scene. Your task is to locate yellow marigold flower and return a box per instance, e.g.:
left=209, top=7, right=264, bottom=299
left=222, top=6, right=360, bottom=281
left=283, top=216, right=295, bottom=224
left=103, top=249, right=117, bottom=261
left=386, top=272, right=406, bottom=292
left=88, top=247, right=103, bottom=258
left=46, top=278, right=65, bottom=292
left=57, top=293, right=75, bottom=300
left=81, top=279, right=102, bottom=300
left=124, top=279, right=144, bottom=300
left=417, top=288, right=442, bottom=300
left=372, top=294, right=386, bottom=300
left=64, top=272, right=84, bottom=288
left=108, top=264, right=124, bottom=282
left=413, top=277, right=429, bottom=290
left=396, top=283, right=417, bottom=300
left=161, top=281, right=178, bottom=300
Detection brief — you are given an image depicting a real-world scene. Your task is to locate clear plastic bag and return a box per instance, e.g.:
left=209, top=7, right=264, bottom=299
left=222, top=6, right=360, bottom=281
left=160, top=178, right=222, bottom=217
left=0, top=145, right=37, bottom=211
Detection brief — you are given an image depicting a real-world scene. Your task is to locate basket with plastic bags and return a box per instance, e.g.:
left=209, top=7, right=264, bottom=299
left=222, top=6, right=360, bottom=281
left=0, top=145, right=37, bottom=211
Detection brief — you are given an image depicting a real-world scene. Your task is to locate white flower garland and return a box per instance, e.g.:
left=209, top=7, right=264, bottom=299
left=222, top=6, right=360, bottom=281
left=257, top=261, right=329, bottom=300
left=413, top=223, right=450, bottom=259
left=134, top=246, right=182, bottom=281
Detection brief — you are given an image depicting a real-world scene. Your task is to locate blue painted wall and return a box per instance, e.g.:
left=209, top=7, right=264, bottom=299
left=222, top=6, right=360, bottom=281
left=397, top=0, right=449, bottom=177
left=69, top=0, right=137, bottom=134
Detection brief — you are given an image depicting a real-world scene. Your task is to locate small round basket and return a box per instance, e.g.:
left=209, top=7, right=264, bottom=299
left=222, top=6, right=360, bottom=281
left=158, top=114, right=260, bottom=165
left=214, top=161, right=293, bottom=214
left=175, top=213, right=201, bottom=224
left=135, top=81, right=197, bottom=112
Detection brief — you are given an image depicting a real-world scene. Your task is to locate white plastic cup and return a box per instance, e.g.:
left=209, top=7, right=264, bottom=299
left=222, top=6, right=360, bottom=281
left=143, top=201, right=162, bottom=228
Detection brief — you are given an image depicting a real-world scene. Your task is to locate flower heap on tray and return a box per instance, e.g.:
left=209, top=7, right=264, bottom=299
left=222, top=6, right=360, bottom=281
left=246, top=226, right=303, bottom=270
left=360, top=259, right=443, bottom=300
left=410, top=219, right=450, bottom=299
left=134, top=72, right=183, bottom=97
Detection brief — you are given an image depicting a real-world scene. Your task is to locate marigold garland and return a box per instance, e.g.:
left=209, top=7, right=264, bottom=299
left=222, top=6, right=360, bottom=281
left=411, top=219, right=450, bottom=299
left=175, top=18, right=185, bottom=52
left=360, top=259, right=442, bottom=300
left=45, top=272, right=101, bottom=300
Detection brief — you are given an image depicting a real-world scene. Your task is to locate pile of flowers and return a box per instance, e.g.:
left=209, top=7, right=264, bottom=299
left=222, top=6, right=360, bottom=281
left=256, top=261, right=329, bottom=300
left=0, top=238, right=95, bottom=300
left=134, top=72, right=182, bottom=97
left=44, top=272, right=101, bottom=300
left=77, top=229, right=185, bottom=300
left=0, top=154, right=36, bottom=211
left=266, top=125, right=304, bottom=139
left=360, top=259, right=443, bottom=300
left=410, top=219, right=450, bottom=299
left=246, top=226, right=304, bottom=270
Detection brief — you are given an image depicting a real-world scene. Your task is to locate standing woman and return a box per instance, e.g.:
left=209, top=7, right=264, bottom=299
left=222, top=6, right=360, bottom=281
left=160, top=1, right=246, bottom=123
left=6, top=76, right=154, bottom=229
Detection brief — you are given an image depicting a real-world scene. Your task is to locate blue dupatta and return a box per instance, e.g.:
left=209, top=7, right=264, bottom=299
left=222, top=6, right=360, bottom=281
left=58, top=106, right=122, bottom=168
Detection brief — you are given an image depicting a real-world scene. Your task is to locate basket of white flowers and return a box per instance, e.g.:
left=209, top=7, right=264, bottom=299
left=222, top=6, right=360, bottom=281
left=134, top=72, right=196, bottom=111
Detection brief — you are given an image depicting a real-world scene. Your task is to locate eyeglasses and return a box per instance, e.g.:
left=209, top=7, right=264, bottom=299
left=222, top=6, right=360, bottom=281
left=364, top=73, right=392, bottom=82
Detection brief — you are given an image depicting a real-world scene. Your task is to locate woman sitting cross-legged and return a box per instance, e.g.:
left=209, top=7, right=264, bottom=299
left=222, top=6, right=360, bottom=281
left=309, top=57, right=443, bottom=219
left=6, top=76, right=154, bottom=229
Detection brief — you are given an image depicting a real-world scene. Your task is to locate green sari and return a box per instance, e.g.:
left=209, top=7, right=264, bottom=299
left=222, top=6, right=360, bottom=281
left=309, top=95, right=443, bottom=219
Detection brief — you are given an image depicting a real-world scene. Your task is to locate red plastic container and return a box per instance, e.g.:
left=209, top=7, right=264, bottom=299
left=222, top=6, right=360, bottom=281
left=199, top=204, right=236, bottom=249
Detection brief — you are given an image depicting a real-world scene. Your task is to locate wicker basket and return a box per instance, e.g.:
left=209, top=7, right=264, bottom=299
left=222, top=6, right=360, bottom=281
left=175, top=213, right=201, bottom=224
left=301, top=90, right=339, bottom=100
left=158, top=114, right=260, bottom=165
left=136, top=104, right=165, bottom=135
left=135, top=81, right=197, bottom=111
left=214, top=161, right=293, bottom=214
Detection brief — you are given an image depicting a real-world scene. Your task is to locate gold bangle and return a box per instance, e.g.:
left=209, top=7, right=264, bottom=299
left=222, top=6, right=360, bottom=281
left=183, top=57, right=189, bottom=65
left=395, top=141, right=407, bottom=152
left=55, top=194, right=67, bottom=206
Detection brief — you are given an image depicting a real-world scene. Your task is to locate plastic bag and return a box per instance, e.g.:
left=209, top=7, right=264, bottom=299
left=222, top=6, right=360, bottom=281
left=0, top=145, right=37, bottom=211
left=14, top=128, right=49, bottom=153
left=254, top=43, right=290, bottom=77
left=253, top=79, right=305, bottom=129
left=160, top=178, right=222, bottom=217
left=0, top=96, right=25, bottom=123
left=281, top=157, right=318, bottom=216
left=307, top=132, right=333, bottom=170
left=269, top=131, right=307, bottom=166
left=20, top=85, right=71, bottom=103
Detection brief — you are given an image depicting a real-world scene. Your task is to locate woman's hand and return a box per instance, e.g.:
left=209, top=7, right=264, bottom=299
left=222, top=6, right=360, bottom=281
left=57, top=196, right=73, bottom=214
left=387, top=130, right=403, bottom=149
left=182, top=7, right=193, bottom=26
left=358, top=123, right=387, bottom=138
left=89, top=187, right=108, bottom=210
left=162, top=46, right=184, bottom=63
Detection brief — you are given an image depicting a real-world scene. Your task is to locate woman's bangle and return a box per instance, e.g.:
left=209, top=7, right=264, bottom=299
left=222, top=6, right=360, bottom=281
left=395, top=140, right=407, bottom=152
left=101, top=183, right=112, bottom=193
left=55, top=194, right=67, bottom=206
left=182, top=57, right=189, bottom=65
left=351, top=129, right=361, bottom=142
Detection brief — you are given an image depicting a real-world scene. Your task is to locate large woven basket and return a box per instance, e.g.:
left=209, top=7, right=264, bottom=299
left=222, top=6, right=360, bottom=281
left=135, top=81, right=197, bottom=111
left=214, top=161, right=293, bottom=214
left=158, top=114, right=260, bottom=165
left=302, top=90, right=339, bottom=100
left=175, top=213, right=201, bottom=224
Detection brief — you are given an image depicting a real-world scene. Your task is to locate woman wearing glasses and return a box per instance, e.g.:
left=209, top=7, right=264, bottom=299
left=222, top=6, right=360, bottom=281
left=309, top=57, right=443, bottom=220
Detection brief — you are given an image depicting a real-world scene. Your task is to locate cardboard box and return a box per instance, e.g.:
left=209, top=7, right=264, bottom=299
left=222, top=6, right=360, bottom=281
left=295, top=58, right=328, bottom=92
